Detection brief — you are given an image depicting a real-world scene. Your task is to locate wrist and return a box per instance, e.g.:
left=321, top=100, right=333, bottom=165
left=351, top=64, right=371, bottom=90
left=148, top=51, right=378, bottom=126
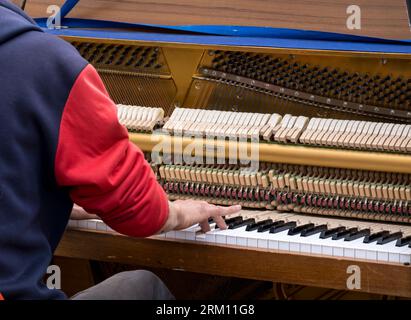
left=159, top=201, right=180, bottom=233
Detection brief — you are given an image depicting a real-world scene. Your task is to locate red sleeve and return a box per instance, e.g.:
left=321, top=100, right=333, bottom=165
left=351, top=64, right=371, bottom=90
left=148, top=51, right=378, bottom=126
left=55, top=64, right=169, bottom=237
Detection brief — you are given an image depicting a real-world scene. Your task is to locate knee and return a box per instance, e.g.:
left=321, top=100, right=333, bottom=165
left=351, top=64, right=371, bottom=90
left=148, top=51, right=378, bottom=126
left=116, top=270, right=174, bottom=300
left=128, top=270, right=162, bottom=287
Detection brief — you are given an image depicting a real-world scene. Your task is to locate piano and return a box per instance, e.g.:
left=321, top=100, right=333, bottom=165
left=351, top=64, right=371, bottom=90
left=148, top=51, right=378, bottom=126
left=53, top=38, right=411, bottom=298
left=27, top=0, right=411, bottom=298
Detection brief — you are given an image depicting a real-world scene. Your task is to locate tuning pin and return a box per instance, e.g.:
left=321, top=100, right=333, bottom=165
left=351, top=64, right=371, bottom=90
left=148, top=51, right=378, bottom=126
left=211, top=57, right=222, bottom=64
left=144, top=59, right=155, bottom=68
left=112, top=46, right=121, bottom=55
left=134, top=59, right=144, bottom=67
left=96, top=56, right=105, bottom=64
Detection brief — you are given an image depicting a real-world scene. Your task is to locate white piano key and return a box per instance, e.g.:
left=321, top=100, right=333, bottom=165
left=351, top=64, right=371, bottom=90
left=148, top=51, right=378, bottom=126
left=400, top=254, right=411, bottom=264
left=205, top=229, right=218, bottom=243
left=67, top=220, right=78, bottom=228
left=355, top=249, right=367, bottom=260
left=311, top=243, right=322, bottom=255
left=322, top=244, right=333, bottom=256
left=195, top=233, right=207, bottom=242
left=366, top=250, right=378, bottom=261
left=333, top=247, right=344, bottom=257
left=175, top=230, right=187, bottom=240
left=227, top=235, right=237, bottom=245
left=257, top=238, right=268, bottom=249
left=278, top=240, right=290, bottom=251
left=343, top=238, right=365, bottom=258
left=78, top=220, right=89, bottom=229
left=86, top=220, right=97, bottom=231
left=289, top=238, right=301, bottom=252
left=184, top=225, right=202, bottom=241
left=96, top=220, right=108, bottom=232
left=153, top=232, right=166, bottom=238
left=247, top=229, right=268, bottom=248
left=164, top=230, right=176, bottom=239
left=247, top=237, right=258, bottom=248
left=388, top=252, right=400, bottom=263
left=213, top=226, right=232, bottom=245
left=216, top=233, right=227, bottom=244
left=268, top=239, right=279, bottom=250
left=344, top=247, right=355, bottom=258
left=236, top=235, right=248, bottom=247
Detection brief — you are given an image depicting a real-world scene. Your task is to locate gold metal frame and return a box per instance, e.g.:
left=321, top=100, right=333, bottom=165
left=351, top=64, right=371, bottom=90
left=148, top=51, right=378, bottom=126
left=130, top=133, right=411, bottom=174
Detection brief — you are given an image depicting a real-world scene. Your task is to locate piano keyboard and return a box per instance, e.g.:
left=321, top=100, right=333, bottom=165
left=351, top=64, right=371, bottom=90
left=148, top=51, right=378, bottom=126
left=161, top=107, right=411, bottom=153
left=67, top=210, right=411, bottom=265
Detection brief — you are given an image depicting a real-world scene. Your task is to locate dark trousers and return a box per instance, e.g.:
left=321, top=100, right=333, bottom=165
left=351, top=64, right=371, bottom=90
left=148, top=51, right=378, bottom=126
left=71, top=270, right=174, bottom=300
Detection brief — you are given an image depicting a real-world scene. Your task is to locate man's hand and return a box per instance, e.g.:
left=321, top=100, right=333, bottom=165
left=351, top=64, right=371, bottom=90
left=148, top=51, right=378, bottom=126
left=160, top=200, right=242, bottom=233
left=70, top=204, right=99, bottom=220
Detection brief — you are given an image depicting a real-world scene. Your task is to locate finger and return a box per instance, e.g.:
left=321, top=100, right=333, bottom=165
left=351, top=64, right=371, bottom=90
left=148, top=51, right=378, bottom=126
left=71, top=206, right=99, bottom=220
left=213, top=215, right=227, bottom=230
left=221, top=205, right=242, bottom=215
left=200, top=220, right=211, bottom=233
left=71, top=212, right=99, bottom=220
left=207, top=205, right=242, bottom=218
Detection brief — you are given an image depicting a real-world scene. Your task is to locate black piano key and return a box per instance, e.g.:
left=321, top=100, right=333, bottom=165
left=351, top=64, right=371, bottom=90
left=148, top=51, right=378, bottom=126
left=396, top=235, right=411, bottom=247
left=229, top=218, right=255, bottom=230
left=377, top=232, right=403, bottom=245
left=332, top=228, right=358, bottom=240
left=270, top=221, right=297, bottom=234
left=215, top=216, right=242, bottom=230
left=301, top=224, right=328, bottom=237
left=363, top=231, right=390, bottom=244
left=246, top=219, right=273, bottom=232
left=320, top=226, right=346, bottom=239
left=345, top=229, right=371, bottom=242
left=258, top=220, right=284, bottom=232
left=225, top=216, right=243, bottom=225
left=288, top=223, right=315, bottom=236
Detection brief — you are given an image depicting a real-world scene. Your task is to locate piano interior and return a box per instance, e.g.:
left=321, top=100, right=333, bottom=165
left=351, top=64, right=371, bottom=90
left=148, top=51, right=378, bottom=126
left=61, top=37, right=411, bottom=299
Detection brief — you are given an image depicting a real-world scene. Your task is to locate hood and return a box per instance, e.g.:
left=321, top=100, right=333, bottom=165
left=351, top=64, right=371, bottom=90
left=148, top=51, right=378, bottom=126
left=0, top=0, right=42, bottom=45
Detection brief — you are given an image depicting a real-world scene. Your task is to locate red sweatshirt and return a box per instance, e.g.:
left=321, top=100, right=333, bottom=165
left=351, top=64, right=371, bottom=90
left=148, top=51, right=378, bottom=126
left=56, top=64, right=169, bottom=237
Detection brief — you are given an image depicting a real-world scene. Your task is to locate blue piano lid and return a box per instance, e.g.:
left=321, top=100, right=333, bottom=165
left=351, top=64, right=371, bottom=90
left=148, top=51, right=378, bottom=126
left=35, top=18, right=411, bottom=54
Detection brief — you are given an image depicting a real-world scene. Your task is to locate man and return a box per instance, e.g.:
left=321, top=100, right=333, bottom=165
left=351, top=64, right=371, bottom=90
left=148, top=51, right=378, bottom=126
left=0, top=0, right=241, bottom=299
